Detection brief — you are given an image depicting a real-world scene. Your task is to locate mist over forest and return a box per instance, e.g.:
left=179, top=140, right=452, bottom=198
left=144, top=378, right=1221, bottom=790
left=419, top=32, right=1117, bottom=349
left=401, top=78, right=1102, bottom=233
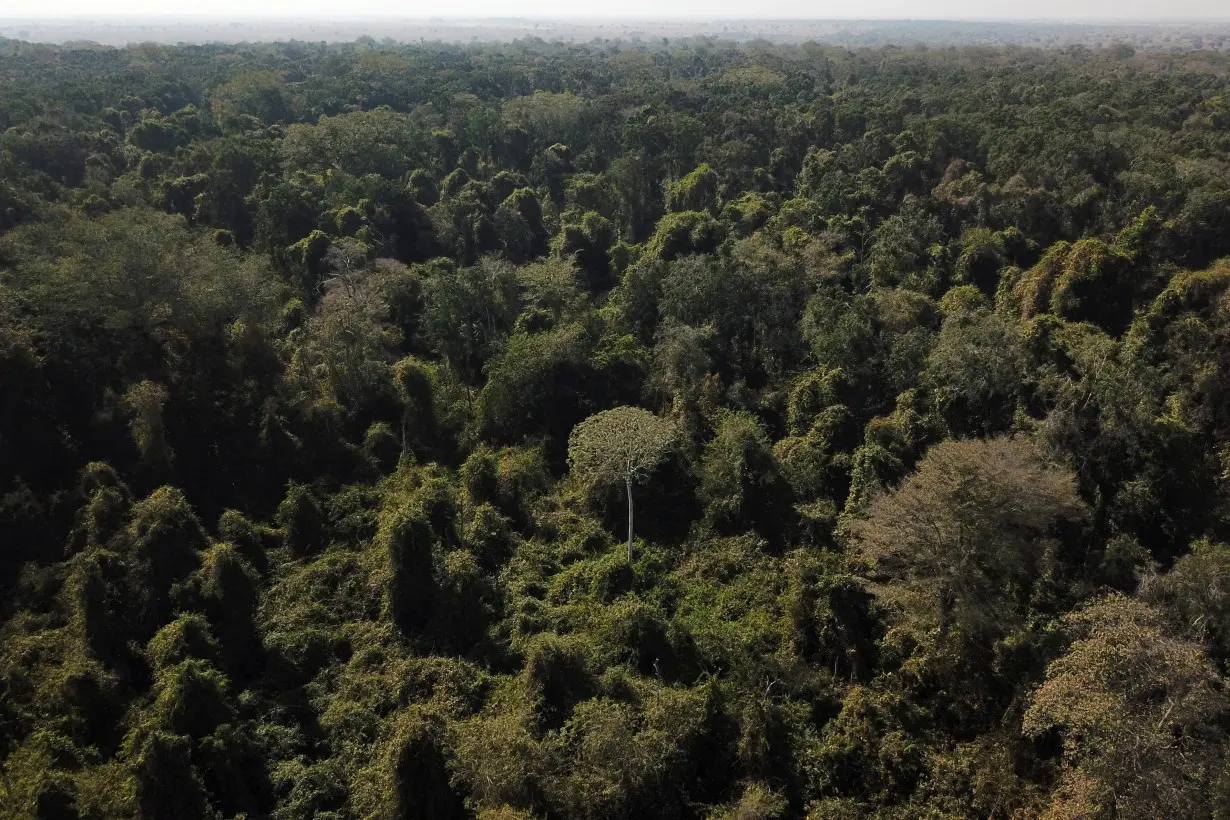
left=3, top=16, right=1230, bottom=49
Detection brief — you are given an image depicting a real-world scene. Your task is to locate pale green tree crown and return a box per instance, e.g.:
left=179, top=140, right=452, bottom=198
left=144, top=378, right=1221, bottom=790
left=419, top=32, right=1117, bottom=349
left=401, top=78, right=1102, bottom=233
left=567, top=406, right=676, bottom=486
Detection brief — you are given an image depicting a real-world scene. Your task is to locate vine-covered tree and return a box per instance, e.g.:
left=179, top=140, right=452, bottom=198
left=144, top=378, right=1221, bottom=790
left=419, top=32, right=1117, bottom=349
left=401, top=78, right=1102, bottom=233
left=1023, top=595, right=1228, bottom=819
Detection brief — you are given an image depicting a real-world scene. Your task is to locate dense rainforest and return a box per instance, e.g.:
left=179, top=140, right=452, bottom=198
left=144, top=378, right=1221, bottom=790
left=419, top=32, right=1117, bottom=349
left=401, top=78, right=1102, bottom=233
left=4, top=32, right=1230, bottom=820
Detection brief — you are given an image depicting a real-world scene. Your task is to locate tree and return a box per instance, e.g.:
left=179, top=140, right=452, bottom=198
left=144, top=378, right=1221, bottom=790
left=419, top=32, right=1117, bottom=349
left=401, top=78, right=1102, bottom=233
left=1142, top=538, right=1230, bottom=667
left=210, top=68, right=289, bottom=126
left=1023, top=595, right=1227, bottom=819
left=275, top=482, right=325, bottom=557
left=848, top=437, right=1085, bottom=638
left=476, top=323, right=598, bottom=449
left=123, top=486, right=210, bottom=639
left=553, top=211, right=615, bottom=292
left=494, top=188, right=547, bottom=263
left=699, top=411, right=794, bottom=544
left=650, top=319, right=712, bottom=412
left=132, top=731, right=211, bottom=820
left=923, top=294, right=1027, bottom=436
left=665, top=164, right=718, bottom=215
left=382, top=503, right=435, bottom=634
left=386, top=709, right=467, bottom=820
left=421, top=259, right=519, bottom=385
left=279, top=109, right=426, bottom=179
left=568, top=407, right=676, bottom=562
left=644, top=211, right=725, bottom=262
left=122, top=380, right=174, bottom=482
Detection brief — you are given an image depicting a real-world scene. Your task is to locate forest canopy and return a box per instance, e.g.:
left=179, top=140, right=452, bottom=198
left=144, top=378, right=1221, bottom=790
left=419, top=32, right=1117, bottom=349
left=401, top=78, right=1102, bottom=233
left=3, top=32, right=1230, bottom=820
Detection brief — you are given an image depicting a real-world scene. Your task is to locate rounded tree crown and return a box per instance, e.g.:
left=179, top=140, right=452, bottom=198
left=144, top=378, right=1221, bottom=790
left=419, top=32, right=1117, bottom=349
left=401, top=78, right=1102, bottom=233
left=567, top=406, right=676, bottom=485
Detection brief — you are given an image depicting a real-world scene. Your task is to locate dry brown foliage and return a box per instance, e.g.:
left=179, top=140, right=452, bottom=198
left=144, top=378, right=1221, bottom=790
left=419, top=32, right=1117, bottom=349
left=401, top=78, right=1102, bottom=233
left=848, top=437, right=1085, bottom=636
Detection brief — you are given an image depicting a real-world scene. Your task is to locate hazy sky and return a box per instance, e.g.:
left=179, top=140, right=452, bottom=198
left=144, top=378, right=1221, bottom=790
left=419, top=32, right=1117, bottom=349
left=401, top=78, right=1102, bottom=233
left=2, top=0, right=1228, bottom=20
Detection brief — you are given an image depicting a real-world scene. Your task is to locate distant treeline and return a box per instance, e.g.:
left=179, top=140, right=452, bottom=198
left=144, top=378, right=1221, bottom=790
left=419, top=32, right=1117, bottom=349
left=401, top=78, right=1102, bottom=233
left=1, top=17, right=1229, bottom=49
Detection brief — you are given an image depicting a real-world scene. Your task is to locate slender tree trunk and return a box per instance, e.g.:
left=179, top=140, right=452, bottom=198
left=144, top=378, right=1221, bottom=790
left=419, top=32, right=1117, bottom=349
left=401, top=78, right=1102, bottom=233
left=938, top=586, right=954, bottom=638
left=626, top=475, right=634, bottom=564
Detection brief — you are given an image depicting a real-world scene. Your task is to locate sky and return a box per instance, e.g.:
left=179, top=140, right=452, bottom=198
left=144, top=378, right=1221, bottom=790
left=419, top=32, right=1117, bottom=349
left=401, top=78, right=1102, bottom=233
left=1, top=0, right=1228, bottom=20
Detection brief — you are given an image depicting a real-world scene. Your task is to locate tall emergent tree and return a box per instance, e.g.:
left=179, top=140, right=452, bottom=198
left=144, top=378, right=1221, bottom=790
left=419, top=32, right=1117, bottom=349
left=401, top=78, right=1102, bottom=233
left=568, top=406, right=676, bottom=562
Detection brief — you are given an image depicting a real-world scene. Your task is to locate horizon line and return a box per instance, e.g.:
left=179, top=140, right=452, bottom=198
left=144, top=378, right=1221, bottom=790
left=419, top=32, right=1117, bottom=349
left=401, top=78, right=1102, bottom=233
left=4, top=13, right=1230, bottom=23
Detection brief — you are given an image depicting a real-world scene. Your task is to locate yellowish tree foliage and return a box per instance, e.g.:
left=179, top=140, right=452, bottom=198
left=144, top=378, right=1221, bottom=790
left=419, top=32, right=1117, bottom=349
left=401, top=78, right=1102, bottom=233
left=1023, top=594, right=1228, bottom=820
left=123, top=380, right=173, bottom=475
